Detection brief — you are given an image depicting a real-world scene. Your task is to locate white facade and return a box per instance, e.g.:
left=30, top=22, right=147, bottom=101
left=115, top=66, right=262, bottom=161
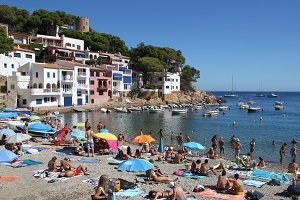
left=0, top=49, right=35, bottom=76
left=55, top=60, right=90, bottom=106
left=61, top=35, right=84, bottom=51
left=151, top=72, right=181, bottom=96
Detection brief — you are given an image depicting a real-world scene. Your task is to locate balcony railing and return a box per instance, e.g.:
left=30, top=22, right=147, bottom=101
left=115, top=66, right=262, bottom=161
left=63, top=89, right=72, bottom=93
left=43, top=89, right=60, bottom=93
left=78, top=73, right=87, bottom=77
left=78, top=84, right=88, bottom=88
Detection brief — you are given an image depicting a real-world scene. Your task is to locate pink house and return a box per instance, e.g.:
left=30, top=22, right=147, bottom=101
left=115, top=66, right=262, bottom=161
left=89, top=67, right=112, bottom=104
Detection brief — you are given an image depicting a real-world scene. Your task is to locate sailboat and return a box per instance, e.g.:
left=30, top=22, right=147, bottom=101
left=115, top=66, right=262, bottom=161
left=224, top=75, right=238, bottom=98
left=255, top=81, right=265, bottom=97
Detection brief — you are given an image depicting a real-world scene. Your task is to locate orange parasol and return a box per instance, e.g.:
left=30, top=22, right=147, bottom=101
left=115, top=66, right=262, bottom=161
left=131, top=135, right=155, bottom=143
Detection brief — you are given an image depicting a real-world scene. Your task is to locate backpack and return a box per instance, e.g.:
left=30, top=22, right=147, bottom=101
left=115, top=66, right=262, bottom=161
left=267, top=178, right=281, bottom=186
left=245, top=190, right=264, bottom=200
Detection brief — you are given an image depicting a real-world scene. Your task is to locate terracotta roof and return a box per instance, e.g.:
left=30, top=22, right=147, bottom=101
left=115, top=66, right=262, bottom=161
left=89, top=66, right=106, bottom=71
left=14, top=47, right=35, bottom=53
left=34, top=63, right=71, bottom=70
left=58, top=60, right=89, bottom=67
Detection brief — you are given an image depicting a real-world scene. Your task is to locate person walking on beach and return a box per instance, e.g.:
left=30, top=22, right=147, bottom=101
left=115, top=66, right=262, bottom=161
left=219, top=137, right=225, bottom=155
left=280, top=142, right=288, bottom=164
left=85, top=126, right=95, bottom=157
left=250, top=139, right=256, bottom=155
left=234, top=139, right=242, bottom=158
left=291, top=145, right=298, bottom=160
left=177, top=132, right=183, bottom=148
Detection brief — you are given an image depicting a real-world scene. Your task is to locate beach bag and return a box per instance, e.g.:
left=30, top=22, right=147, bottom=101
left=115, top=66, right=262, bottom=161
left=267, top=178, right=281, bottom=186
left=245, top=190, right=264, bottom=200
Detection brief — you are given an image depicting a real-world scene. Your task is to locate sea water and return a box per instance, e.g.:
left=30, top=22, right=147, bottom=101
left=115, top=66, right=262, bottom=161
left=62, top=91, right=300, bottom=164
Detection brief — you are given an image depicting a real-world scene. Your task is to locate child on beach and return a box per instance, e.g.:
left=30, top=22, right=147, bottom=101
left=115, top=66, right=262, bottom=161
left=93, top=175, right=109, bottom=199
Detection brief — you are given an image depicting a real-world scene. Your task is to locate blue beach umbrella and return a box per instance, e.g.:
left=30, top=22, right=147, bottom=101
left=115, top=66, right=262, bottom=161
left=100, top=128, right=109, bottom=133
left=183, top=142, right=205, bottom=150
left=158, top=138, right=164, bottom=153
left=0, top=149, right=18, bottom=163
left=0, top=128, right=16, bottom=136
left=118, top=158, right=154, bottom=172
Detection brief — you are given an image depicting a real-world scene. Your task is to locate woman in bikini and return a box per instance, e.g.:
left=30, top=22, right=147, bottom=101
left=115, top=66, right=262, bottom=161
left=93, top=175, right=109, bottom=199
left=149, top=168, right=178, bottom=183
left=227, top=173, right=244, bottom=195
left=148, top=190, right=173, bottom=200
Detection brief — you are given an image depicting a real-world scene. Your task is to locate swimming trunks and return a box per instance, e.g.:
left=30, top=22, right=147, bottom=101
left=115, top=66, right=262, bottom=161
left=74, top=168, right=80, bottom=176
left=87, top=140, right=94, bottom=149
left=250, top=148, right=254, bottom=153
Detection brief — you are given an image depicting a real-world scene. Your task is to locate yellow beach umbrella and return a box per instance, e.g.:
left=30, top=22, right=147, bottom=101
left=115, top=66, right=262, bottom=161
left=74, top=122, right=85, bottom=127
left=131, top=135, right=155, bottom=143
left=94, top=132, right=117, bottom=140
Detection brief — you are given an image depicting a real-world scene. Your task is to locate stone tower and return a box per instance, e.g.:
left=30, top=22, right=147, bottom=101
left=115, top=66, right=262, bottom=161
left=75, top=16, right=89, bottom=32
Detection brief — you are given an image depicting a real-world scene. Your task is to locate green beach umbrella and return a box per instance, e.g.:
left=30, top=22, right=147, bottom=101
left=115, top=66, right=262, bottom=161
left=74, top=122, right=85, bottom=127
left=29, top=115, right=40, bottom=121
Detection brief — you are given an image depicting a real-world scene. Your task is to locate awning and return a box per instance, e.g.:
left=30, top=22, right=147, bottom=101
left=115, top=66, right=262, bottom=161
left=123, top=76, right=131, bottom=83
left=119, top=67, right=128, bottom=71
left=113, top=73, right=122, bottom=78
left=57, top=49, right=71, bottom=53
left=34, top=48, right=40, bottom=51
left=75, top=52, right=85, bottom=55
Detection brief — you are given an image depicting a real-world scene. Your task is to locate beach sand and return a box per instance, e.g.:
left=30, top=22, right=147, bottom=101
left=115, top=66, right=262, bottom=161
left=0, top=140, right=295, bottom=200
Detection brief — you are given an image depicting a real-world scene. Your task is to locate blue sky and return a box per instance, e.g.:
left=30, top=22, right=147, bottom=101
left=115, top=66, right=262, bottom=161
left=3, top=0, right=300, bottom=91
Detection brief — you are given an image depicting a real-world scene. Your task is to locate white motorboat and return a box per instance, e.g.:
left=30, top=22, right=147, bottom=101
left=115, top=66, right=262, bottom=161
left=100, top=108, right=112, bottom=113
left=274, top=105, right=284, bottom=110
left=275, top=101, right=283, bottom=105
left=193, top=105, right=203, bottom=110
left=115, top=107, right=128, bottom=113
left=217, top=106, right=228, bottom=111
left=267, top=93, right=278, bottom=98
left=236, top=100, right=246, bottom=106
left=172, top=109, right=187, bottom=114
left=239, top=104, right=250, bottom=109
left=7, top=121, right=38, bottom=131
left=202, top=110, right=219, bottom=116
left=247, top=107, right=261, bottom=113
left=149, top=107, right=164, bottom=113
left=127, top=106, right=142, bottom=111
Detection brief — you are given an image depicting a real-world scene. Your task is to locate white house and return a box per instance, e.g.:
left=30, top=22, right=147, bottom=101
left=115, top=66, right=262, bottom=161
left=0, top=48, right=35, bottom=76
left=55, top=60, right=90, bottom=105
left=8, top=62, right=70, bottom=108
left=151, top=72, right=181, bottom=99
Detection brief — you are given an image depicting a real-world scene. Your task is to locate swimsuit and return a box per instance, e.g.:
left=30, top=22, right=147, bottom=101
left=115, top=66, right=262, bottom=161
left=74, top=168, right=80, bottom=176
left=87, top=140, right=94, bottom=149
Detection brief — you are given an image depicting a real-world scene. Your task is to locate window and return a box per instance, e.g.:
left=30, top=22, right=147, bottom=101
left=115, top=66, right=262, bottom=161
left=10, top=84, right=14, bottom=90
left=90, top=90, right=94, bottom=95
left=22, top=99, right=27, bottom=105
left=5, top=52, right=8, bottom=56
left=158, top=77, right=163, bottom=81
left=14, top=52, right=21, bottom=58
left=91, top=99, right=94, bottom=104
left=113, top=82, right=117, bottom=86
left=77, top=91, right=82, bottom=96
left=21, top=72, right=26, bottom=76
left=99, top=91, right=103, bottom=95
left=90, top=71, right=94, bottom=76
left=53, top=73, right=55, bottom=78
left=77, top=45, right=80, bottom=50
left=72, top=44, right=75, bottom=47
left=44, top=97, right=50, bottom=102
left=26, top=54, right=32, bottom=59
left=176, top=86, right=178, bottom=89
left=176, top=79, right=178, bottom=82
left=36, top=99, right=42, bottom=104
left=4, top=63, right=7, bottom=68
left=36, top=72, right=38, bottom=78
left=96, top=72, right=100, bottom=77
left=90, top=80, right=94, bottom=85
left=11, top=64, right=14, bottom=69
left=83, top=26, right=85, bottom=29
left=166, top=86, right=169, bottom=89
left=51, top=97, right=56, bottom=102
left=47, top=72, right=50, bottom=78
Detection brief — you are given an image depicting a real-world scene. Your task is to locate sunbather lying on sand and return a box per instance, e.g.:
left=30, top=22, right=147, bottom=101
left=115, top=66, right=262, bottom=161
left=60, top=157, right=89, bottom=176
left=148, top=168, right=178, bottom=183
left=148, top=185, right=196, bottom=200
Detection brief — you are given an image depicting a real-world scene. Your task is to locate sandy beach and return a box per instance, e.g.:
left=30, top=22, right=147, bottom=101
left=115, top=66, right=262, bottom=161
left=0, top=139, right=295, bottom=200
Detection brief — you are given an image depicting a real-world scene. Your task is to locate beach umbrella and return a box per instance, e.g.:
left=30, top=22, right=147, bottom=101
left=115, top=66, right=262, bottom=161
left=94, top=132, right=117, bottom=140
left=183, top=142, right=205, bottom=150
left=106, top=140, right=118, bottom=150
left=74, top=122, right=85, bottom=127
left=7, top=133, right=32, bottom=143
left=0, top=128, right=16, bottom=136
left=46, top=113, right=56, bottom=118
left=29, top=115, right=40, bottom=121
left=158, top=137, right=164, bottom=153
left=70, top=130, right=87, bottom=141
left=118, top=158, right=154, bottom=172
left=0, top=149, right=18, bottom=163
left=131, top=135, right=155, bottom=143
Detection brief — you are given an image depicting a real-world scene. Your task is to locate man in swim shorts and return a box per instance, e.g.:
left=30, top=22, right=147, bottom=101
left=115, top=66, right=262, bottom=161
left=85, top=126, right=95, bottom=157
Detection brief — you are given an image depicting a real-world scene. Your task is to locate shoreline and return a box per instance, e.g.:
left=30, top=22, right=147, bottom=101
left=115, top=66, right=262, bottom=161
left=0, top=139, right=294, bottom=200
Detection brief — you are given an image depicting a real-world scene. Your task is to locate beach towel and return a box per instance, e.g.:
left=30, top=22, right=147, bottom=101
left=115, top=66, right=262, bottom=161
left=21, top=159, right=43, bottom=165
left=115, top=188, right=144, bottom=198
left=141, top=193, right=197, bottom=200
left=52, top=150, right=73, bottom=156
left=82, top=177, right=100, bottom=185
left=199, top=188, right=246, bottom=200
left=27, top=149, right=39, bottom=154
left=107, top=157, right=123, bottom=164
left=33, top=170, right=82, bottom=183
left=249, top=169, right=290, bottom=184
left=0, top=176, right=20, bottom=181
left=173, top=171, right=211, bottom=179
left=39, top=145, right=56, bottom=149
left=22, top=144, right=32, bottom=148
left=243, top=179, right=267, bottom=188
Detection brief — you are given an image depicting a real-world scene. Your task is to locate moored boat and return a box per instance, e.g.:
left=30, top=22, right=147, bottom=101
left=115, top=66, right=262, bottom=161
left=274, top=105, right=284, bottom=110
left=115, top=107, right=128, bottom=113
left=172, top=109, right=188, bottom=114
left=149, top=107, right=164, bottom=113
left=202, top=110, right=219, bottom=116
left=217, top=106, right=228, bottom=111
left=247, top=107, right=260, bottom=113
left=267, top=93, right=278, bottom=98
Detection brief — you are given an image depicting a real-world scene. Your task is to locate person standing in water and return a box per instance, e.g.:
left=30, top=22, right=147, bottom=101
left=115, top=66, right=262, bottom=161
left=280, top=142, right=288, bottom=164
left=219, top=137, right=225, bottom=155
